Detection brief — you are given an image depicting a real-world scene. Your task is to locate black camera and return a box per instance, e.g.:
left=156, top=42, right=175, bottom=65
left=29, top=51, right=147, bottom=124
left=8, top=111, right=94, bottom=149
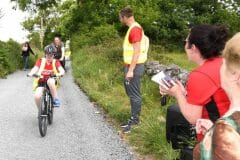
left=161, top=95, right=167, bottom=106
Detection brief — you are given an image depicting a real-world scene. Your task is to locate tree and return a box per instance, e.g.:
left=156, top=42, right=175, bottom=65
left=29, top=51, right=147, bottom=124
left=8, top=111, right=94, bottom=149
left=15, top=0, right=240, bottom=49
left=10, top=0, right=59, bottom=12
left=12, top=0, right=62, bottom=48
left=0, top=8, right=4, bottom=21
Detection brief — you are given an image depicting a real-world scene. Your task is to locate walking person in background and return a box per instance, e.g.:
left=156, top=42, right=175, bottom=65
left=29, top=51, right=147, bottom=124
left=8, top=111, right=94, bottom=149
left=52, top=36, right=65, bottom=70
left=119, top=6, right=149, bottom=133
left=22, top=42, right=35, bottom=71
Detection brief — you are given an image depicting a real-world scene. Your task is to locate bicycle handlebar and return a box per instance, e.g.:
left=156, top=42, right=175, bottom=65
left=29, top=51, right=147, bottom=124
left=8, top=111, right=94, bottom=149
left=27, top=74, right=62, bottom=78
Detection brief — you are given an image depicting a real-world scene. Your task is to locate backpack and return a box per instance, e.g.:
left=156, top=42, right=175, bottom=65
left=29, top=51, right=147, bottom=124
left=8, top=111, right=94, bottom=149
left=144, top=35, right=149, bottom=55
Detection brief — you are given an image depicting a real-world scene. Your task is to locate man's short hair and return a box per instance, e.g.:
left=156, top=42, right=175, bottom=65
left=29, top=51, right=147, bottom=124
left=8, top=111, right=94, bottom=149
left=120, top=6, right=133, bottom=18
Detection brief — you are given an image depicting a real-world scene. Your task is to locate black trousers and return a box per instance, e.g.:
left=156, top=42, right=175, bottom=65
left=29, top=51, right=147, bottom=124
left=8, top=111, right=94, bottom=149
left=166, top=104, right=196, bottom=160
left=123, top=64, right=144, bottom=121
left=60, top=57, right=65, bottom=70
left=166, top=104, right=190, bottom=147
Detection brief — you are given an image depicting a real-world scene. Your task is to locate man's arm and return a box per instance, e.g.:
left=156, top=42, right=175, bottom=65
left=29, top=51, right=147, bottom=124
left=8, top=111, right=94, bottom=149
left=125, top=42, right=141, bottom=79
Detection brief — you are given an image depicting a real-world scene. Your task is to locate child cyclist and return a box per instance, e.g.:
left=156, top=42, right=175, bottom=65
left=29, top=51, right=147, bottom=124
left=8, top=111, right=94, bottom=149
left=27, top=44, right=65, bottom=108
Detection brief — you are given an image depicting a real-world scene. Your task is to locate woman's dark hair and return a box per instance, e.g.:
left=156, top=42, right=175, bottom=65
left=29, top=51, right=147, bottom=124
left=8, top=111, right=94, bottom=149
left=25, top=42, right=30, bottom=47
left=188, top=24, right=229, bottom=59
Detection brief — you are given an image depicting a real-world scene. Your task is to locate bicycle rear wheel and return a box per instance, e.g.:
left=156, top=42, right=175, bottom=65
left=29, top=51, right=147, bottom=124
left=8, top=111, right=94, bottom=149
left=38, top=92, right=47, bottom=137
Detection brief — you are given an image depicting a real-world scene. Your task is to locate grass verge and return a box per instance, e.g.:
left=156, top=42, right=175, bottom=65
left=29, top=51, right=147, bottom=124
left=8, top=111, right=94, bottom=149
left=71, top=38, right=196, bottom=159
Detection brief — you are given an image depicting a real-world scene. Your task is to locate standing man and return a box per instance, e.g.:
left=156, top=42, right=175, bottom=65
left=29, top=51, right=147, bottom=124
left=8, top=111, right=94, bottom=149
left=119, top=7, right=149, bottom=133
left=52, top=36, right=65, bottom=70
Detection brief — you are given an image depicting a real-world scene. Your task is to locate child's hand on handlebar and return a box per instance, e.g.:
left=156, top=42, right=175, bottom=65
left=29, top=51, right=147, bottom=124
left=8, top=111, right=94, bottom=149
left=56, top=73, right=63, bottom=77
left=27, top=73, right=33, bottom=77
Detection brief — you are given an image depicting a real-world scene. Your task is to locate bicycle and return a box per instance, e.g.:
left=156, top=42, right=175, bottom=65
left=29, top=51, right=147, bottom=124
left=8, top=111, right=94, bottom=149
left=28, top=73, right=60, bottom=137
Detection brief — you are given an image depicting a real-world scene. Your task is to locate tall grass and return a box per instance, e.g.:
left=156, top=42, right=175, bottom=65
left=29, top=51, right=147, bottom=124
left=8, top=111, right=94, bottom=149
left=71, top=38, right=196, bottom=159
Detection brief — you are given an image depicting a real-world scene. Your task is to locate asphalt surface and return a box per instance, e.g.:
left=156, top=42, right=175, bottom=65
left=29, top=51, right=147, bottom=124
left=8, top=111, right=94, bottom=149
left=0, top=61, right=134, bottom=160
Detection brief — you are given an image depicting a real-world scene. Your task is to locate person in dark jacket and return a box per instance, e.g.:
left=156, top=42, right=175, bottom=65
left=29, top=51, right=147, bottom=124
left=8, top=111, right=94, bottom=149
left=52, top=36, right=65, bottom=70
left=22, top=42, right=35, bottom=70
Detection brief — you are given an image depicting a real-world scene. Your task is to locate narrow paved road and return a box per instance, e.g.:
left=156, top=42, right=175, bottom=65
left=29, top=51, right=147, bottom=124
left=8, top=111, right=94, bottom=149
left=0, top=61, right=134, bottom=160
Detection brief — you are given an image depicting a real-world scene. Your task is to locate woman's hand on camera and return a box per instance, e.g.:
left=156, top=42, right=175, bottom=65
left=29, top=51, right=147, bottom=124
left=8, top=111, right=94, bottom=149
left=196, top=119, right=213, bottom=135
left=159, top=79, right=186, bottom=97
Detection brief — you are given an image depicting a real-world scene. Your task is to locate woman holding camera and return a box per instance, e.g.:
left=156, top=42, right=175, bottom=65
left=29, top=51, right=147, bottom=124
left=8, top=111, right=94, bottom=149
left=160, top=25, right=231, bottom=141
left=193, top=32, right=240, bottom=160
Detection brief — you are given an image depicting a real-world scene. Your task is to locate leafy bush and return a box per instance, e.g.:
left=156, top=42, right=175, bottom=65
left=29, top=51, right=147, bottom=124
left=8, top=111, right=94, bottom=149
left=71, top=24, right=119, bottom=50
left=0, top=46, right=9, bottom=77
left=0, top=40, right=21, bottom=77
left=0, top=39, right=38, bottom=78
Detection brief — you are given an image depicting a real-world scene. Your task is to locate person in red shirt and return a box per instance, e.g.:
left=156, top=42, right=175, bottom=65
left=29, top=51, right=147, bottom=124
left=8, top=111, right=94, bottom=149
left=28, top=45, right=65, bottom=109
left=119, top=7, right=147, bottom=133
left=193, top=32, right=240, bottom=160
left=159, top=25, right=230, bottom=142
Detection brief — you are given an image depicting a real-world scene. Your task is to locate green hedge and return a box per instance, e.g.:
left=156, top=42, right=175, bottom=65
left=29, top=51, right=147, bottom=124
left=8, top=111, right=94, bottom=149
left=0, top=40, right=38, bottom=78
left=0, top=40, right=22, bottom=77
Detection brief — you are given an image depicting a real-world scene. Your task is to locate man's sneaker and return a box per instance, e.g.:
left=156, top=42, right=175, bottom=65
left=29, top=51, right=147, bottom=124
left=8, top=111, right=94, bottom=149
left=122, top=124, right=131, bottom=134
left=121, top=118, right=139, bottom=128
left=121, top=119, right=132, bottom=128
left=53, top=98, right=60, bottom=107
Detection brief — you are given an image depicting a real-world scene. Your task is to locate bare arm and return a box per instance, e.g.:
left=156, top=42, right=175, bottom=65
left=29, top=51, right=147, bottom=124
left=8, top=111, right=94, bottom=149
left=125, top=42, right=141, bottom=79
left=60, top=47, right=65, bottom=61
left=175, top=89, right=203, bottom=124
left=29, top=46, right=35, bottom=55
left=28, top=66, right=39, bottom=76
left=160, top=80, right=203, bottom=124
left=57, top=66, right=65, bottom=76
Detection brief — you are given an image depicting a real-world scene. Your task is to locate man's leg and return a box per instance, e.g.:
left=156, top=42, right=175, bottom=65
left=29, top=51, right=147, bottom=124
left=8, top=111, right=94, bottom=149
left=123, top=64, right=144, bottom=132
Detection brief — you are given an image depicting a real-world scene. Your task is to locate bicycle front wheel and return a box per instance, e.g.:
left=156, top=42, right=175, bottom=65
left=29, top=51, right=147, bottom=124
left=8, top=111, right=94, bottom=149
left=48, top=95, right=53, bottom=125
left=38, top=92, right=47, bottom=137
